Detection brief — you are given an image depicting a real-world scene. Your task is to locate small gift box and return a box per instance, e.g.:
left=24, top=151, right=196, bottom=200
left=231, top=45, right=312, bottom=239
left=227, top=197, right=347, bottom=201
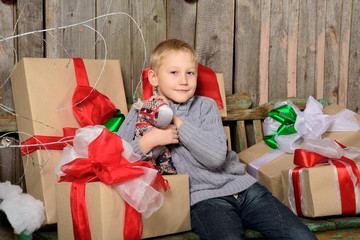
left=11, top=58, right=128, bottom=224
left=281, top=135, right=360, bottom=217
left=238, top=97, right=360, bottom=202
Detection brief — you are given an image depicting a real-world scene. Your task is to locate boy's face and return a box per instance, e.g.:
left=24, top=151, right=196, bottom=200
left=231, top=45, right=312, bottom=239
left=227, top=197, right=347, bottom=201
left=149, top=51, right=197, bottom=104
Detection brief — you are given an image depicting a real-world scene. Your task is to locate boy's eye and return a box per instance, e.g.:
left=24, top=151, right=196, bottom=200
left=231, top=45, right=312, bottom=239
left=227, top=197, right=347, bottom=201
left=187, top=72, right=195, bottom=75
left=171, top=71, right=177, bottom=75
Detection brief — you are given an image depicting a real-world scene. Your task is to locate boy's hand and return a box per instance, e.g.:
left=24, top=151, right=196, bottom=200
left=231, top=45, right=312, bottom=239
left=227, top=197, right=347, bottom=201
left=172, top=115, right=183, bottom=129
left=152, top=95, right=169, bottom=105
left=139, top=124, right=179, bottom=154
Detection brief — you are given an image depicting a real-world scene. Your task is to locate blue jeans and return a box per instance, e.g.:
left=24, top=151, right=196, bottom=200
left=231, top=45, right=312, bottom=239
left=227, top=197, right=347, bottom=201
left=191, top=182, right=317, bottom=240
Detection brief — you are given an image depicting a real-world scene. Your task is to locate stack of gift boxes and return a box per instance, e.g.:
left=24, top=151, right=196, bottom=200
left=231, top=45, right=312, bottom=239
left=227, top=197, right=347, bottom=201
left=11, top=57, right=360, bottom=239
left=10, top=58, right=191, bottom=239
left=238, top=98, right=360, bottom=218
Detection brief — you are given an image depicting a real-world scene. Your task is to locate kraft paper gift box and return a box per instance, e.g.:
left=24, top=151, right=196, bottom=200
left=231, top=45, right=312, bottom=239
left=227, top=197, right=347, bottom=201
left=281, top=131, right=360, bottom=218
left=238, top=103, right=360, bottom=203
left=10, top=58, right=128, bottom=224
left=56, top=175, right=191, bottom=240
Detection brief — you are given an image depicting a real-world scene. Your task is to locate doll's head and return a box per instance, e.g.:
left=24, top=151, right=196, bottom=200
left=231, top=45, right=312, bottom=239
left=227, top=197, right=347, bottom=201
left=134, top=98, right=173, bottom=138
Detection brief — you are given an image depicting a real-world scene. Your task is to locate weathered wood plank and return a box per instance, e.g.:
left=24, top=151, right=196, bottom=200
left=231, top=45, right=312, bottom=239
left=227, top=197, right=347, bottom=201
left=95, top=0, right=132, bottom=104
left=268, top=0, right=288, bottom=101
left=234, top=0, right=261, bottom=106
left=338, top=0, right=352, bottom=107
left=253, top=119, right=263, bottom=144
left=195, top=0, right=234, bottom=96
left=166, top=0, right=197, bottom=48
left=17, top=0, right=44, bottom=59
left=236, top=120, right=247, bottom=151
left=287, top=0, right=299, bottom=98
left=0, top=3, right=15, bottom=111
left=0, top=134, right=23, bottom=186
left=315, top=0, right=326, bottom=99
left=0, top=2, right=19, bottom=185
left=323, top=0, right=342, bottom=105
left=0, top=114, right=16, bottom=132
left=296, top=0, right=317, bottom=99
left=45, top=0, right=96, bottom=59
left=226, top=92, right=252, bottom=112
left=259, top=0, right=271, bottom=105
left=223, top=97, right=328, bottom=121
left=130, top=0, right=166, bottom=103
left=348, top=0, right=360, bottom=113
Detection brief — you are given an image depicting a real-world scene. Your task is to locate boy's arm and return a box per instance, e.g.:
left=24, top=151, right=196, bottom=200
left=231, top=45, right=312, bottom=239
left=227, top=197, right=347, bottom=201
left=177, top=98, right=228, bottom=169
left=117, top=107, right=154, bottom=161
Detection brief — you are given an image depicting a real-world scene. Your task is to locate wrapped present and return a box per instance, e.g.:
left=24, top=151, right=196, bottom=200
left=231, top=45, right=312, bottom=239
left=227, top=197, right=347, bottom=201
left=55, top=124, right=170, bottom=239
left=238, top=97, right=360, bottom=202
left=10, top=58, right=128, bottom=224
left=281, top=136, right=360, bottom=217
left=56, top=175, right=190, bottom=240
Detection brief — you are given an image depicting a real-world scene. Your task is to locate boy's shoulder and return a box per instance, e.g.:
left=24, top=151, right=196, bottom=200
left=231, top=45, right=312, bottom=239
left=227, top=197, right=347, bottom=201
left=193, top=95, right=218, bottom=105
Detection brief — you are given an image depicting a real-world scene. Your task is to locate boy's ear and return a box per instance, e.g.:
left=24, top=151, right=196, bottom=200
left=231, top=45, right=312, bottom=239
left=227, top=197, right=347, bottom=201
left=148, top=70, right=159, bottom=87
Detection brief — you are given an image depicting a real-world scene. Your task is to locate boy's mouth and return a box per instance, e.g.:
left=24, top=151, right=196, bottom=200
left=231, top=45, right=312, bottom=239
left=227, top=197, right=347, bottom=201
left=176, top=89, right=188, bottom=92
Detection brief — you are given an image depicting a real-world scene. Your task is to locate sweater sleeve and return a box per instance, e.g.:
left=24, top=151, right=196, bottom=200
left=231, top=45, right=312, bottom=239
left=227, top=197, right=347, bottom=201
left=117, top=107, right=153, bottom=161
left=177, top=98, right=228, bottom=169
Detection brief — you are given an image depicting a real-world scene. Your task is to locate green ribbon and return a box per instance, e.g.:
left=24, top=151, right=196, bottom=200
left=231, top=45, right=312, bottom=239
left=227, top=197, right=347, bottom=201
left=103, top=109, right=125, bottom=133
left=15, top=232, right=32, bottom=240
left=263, top=104, right=298, bottom=149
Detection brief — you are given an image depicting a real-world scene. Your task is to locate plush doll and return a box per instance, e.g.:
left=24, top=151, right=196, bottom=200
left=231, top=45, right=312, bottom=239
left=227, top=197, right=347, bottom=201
left=133, top=98, right=177, bottom=175
left=0, top=181, right=45, bottom=235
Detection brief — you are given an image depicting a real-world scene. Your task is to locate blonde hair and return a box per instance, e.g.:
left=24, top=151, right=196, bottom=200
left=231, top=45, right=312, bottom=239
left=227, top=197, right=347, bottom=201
left=149, top=39, right=198, bottom=72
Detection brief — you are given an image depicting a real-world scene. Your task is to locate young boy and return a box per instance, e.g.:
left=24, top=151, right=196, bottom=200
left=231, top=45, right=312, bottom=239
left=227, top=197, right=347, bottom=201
left=117, top=39, right=317, bottom=240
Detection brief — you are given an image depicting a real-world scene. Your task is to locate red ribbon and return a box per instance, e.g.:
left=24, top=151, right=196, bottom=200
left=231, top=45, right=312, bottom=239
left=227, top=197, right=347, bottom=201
left=20, top=128, right=77, bottom=155
left=59, top=127, right=167, bottom=240
left=72, top=58, right=117, bottom=127
left=142, top=63, right=224, bottom=110
left=292, top=143, right=360, bottom=216
left=20, top=58, right=116, bottom=155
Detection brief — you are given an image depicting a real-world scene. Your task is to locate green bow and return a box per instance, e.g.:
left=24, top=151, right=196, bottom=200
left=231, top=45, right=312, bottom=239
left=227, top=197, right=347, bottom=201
left=263, top=104, right=297, bottom=149
left=103, top=109, right=125, bottom=133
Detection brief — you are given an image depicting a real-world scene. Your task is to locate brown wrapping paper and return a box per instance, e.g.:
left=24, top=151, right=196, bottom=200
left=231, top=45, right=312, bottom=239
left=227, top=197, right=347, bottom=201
left=281, top=130, right=360, bottom=217
left=56, top=175, right=191, bottom=240
left=238, top=104, right=360, bottom=203
left=11, top=58, right=128, bottom=224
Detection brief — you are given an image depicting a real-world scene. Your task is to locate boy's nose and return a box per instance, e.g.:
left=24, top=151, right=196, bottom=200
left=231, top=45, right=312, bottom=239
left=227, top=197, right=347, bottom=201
left=178, top=74, right=188, bottom=85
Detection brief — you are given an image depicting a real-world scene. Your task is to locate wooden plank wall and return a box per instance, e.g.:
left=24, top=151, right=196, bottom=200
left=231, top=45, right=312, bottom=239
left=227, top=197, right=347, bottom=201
left=0, top=0, right=166, bottom=184
left=168, top=0, right=360, bottom=112
left=1, top=0, right=360, bottom=184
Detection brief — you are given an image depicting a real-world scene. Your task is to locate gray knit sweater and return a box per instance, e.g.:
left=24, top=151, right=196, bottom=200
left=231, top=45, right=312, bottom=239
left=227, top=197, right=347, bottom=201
left=117, top=96, right=257, bottom=206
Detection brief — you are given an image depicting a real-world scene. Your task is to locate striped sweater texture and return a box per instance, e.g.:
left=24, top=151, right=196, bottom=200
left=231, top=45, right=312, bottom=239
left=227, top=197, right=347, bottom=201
left=117, top=96, right=257, bottom=206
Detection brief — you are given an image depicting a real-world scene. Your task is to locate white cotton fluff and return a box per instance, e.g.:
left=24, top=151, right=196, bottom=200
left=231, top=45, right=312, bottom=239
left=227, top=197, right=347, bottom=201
left=0, top=181, right=45, bottom=235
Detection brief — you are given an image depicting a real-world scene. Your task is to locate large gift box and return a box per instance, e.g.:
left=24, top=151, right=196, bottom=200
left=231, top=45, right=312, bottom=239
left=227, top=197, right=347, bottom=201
left=11, top=58, right=128, bottom=224
left=281, top=131, right=360, bottom=217
left=238, top=102, right=360, bottom=203
left=56, top=175, right=190, bottom=240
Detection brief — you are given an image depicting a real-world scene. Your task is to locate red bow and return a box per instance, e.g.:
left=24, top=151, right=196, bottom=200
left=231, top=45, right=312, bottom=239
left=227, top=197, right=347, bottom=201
left=291, top=142, right=360, bottom=216
left=59, top=127, right=167, bottom=240
left=142, top=63, right=224, bottom=110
